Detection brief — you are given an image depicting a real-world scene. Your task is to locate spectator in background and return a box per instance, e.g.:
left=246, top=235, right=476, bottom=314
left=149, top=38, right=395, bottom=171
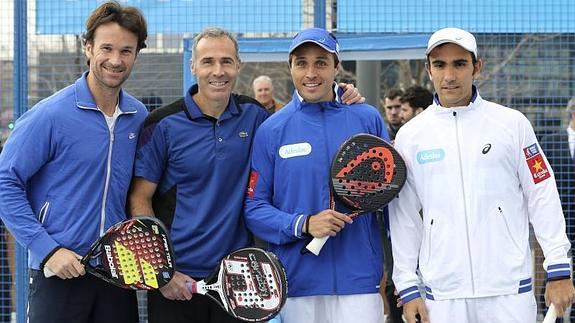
left=0, top=2, right=148, bottom=322
left=382, top=88, right=403, bottom=141
left=541, top=97, right=575, bottom=322
left=399, top=85, right=433, bottom=124
left=140, top=93, right=163, bottom=112
left=252, top=75, right=285, bottom=114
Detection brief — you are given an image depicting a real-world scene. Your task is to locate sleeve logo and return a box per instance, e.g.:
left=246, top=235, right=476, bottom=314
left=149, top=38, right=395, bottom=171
left=247, top=170, right=259, bottom=198
left=523, top=143, right=550, bottom=184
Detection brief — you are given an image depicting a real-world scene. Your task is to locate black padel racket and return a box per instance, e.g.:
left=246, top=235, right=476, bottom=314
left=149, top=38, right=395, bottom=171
left=186, top=247, right=287, bottom=322
left=305, top=133, right=407, bottom=255
left=44, top=216, right=175, bottom=290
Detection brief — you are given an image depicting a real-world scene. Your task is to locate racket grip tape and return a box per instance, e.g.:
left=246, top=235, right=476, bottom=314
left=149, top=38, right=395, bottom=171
left=185, top=281, right=198, bottom=294
left=305, top=236, right=329, bottom=256
left=43, top=267, right=56, bottom=278
left=543, top=304, right=557, bottom=323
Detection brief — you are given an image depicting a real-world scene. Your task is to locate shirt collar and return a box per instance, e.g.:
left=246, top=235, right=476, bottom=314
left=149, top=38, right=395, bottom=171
left=184, top=84, right=240, bottom=120
left=295, top=82, right=341, bottom=104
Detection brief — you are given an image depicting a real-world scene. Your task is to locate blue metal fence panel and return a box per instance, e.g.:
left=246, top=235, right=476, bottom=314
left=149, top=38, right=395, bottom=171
left=36, top=0, right=303, bottom=34
left=337, top=0, right=575, bottom=33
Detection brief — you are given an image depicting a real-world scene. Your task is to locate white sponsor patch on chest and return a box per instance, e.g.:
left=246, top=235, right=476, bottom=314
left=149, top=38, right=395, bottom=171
left=279, top=142, right=312, bottom=159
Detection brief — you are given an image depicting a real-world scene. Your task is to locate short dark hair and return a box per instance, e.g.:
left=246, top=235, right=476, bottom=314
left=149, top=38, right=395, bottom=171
left=83, top=1, right=148, bottom=66
left=400, top=85, right=433, bottom=110
left=385, top=88, right=404, bottom=101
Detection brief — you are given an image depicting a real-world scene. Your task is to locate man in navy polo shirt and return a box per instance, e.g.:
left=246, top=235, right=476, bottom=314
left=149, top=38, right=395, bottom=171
left=129, top=27, right=365, bottom=323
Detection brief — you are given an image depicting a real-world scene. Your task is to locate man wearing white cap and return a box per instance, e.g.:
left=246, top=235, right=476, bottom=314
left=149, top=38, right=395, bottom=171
left=388, top=27, right=575, bottom=323
left=245, top=27, right=388, bottom=322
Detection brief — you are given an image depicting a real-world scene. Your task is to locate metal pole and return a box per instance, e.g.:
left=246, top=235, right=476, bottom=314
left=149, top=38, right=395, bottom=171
left=314, top=0, right=326, bottom=29
left=13, top=0, right=28, bottom=322
left=356, top=61, right=381, bottom=108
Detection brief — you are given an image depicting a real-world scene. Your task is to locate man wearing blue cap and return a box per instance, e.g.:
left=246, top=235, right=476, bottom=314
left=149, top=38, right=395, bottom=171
left=245, top=27, right=388, bottom=322
left=389, top=27, right=575, bottom=323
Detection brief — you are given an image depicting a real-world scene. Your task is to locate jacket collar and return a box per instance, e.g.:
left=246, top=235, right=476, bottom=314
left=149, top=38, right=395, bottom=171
left=74, top=71, right=138, bottom=114
left=184, top=84, right=241, bottom=121
left=292, top=82, right=343, bottom=111
left=431, top=85, right=482, bottom=115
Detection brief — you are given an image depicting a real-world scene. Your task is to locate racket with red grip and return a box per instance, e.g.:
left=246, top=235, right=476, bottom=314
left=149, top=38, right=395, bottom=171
left=304, top=133, right=406, bottom=255
left=44, top=216, right=175, bottom=290
left=186, top=247, right=287, bottom=322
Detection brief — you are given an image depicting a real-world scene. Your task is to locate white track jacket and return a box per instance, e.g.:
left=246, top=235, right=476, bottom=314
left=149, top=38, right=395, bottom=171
left=389, top=90, right=571, bottom=302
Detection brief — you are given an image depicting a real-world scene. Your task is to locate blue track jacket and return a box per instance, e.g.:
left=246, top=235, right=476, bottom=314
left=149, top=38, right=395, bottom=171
left=245, top=89, right=389, bottom=297
left=0, top=72, right=147, bottom=270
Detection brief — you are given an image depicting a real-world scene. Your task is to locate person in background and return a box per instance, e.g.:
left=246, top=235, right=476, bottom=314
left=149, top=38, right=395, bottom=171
left=399, top=85, right=433, bottom=124
left=252, top=75, right=285, bottom=114
left=0, top=2, right=148, bottom=322
left=389, top=27, right=575, bottom=323
left=383, top=88, right=403, bottom=140
left=540, top=97, right=575, bottom=322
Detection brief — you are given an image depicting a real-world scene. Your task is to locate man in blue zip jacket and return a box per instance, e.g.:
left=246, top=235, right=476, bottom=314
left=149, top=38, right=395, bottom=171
left=245, top=27, right=389, bottom=323
left=0, top=2, right=148, bottom=322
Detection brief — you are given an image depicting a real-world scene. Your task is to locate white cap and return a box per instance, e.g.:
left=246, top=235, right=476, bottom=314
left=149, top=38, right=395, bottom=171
left=426, top=27, right=477, bottom=58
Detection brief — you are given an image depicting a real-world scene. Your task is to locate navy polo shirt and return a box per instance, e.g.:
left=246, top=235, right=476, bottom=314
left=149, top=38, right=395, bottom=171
left=134, top=85, right=269, bottom=278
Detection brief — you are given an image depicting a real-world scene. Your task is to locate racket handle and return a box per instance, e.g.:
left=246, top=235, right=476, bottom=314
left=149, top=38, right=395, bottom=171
left=186, top=280, right=206, bottom=295
left=543, top=304, right=557, bottom=323
left=43, top=267, right=56, bottom=278
left=305, top=236, right=329, bottom=256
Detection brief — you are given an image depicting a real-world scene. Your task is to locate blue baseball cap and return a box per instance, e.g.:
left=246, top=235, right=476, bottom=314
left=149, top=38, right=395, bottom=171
left=289, top=28, right=340, bottom=60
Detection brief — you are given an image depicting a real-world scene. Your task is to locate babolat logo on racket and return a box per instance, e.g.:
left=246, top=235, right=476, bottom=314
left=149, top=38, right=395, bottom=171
left=104, top=245, right=118, bottom=278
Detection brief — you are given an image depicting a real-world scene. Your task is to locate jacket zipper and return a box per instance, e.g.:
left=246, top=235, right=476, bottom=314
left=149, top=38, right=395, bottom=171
left=320, top=103, right=339, bottom=293
left=100, top=119, right=116, bottom=236
left=426, top=219, right=434, bottom=266
left=498, top=206, right=522, bottom=252
left=453, top=111, right=476, bottom=294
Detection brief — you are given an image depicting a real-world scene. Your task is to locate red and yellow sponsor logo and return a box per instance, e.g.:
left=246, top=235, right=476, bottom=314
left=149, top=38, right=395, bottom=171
left=525, top=151, right=550, bottom=184
left=247, top=171, right=259, bottom=198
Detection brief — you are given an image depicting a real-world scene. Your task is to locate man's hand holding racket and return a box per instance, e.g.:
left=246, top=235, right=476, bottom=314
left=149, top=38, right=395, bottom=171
left=159, top=271, right=194, bottom=301
left=305, top=209, right=353, bottom=238
left=44, top=248, right=86, bottom=279
left=544, top=279, right=575, bottom=319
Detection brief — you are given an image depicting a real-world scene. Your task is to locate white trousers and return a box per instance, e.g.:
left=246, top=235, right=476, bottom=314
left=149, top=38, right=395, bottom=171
left=279, top=294, right=384, bottom=323
left=425, top=292, right=537, bottom=323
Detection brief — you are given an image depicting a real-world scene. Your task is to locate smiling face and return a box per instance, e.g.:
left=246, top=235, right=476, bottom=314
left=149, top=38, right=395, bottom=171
left=85, top=22, right=138, bottom=92
left=427, top=43, right=482, bottom=108
left=289, top=43, right=338, bottom=103
left=191, top=36, right=241, bottom=107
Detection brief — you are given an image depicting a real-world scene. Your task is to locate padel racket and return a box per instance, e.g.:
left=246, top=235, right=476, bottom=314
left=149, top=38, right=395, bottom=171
left=304, top=133, right=407, bottom=255
left=44, top=216, right=175, bottom=290
left=543, top=304, right=557, bottom=323
left=186, top=247, right=287, bottom=322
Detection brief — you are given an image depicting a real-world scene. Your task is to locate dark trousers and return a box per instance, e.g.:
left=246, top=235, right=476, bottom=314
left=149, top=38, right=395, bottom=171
left=28, top=269, right=138, bottom=323
left=148, top=289, right=245, bottom=323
